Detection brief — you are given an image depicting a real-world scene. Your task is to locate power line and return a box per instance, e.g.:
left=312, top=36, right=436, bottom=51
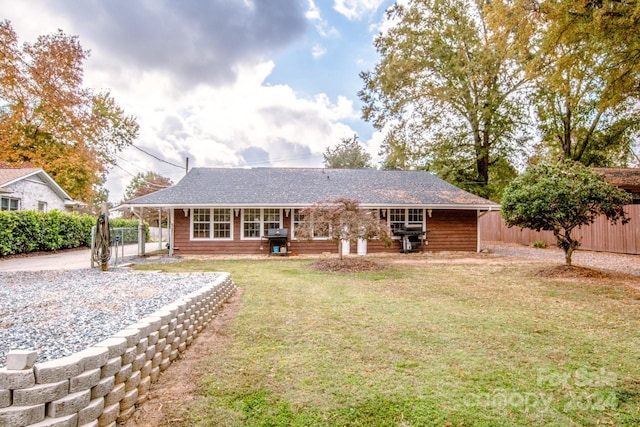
left=113, top=164, right=172, bottom=189
left=130, top=144, right=184, bottom=169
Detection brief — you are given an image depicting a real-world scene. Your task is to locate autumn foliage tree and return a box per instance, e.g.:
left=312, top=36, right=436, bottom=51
left=501, top=161, right=631, bottom=265
left=0, top=21, right=139, bottom=206
left=360, top=0, right=535, bottom=198
left=123, top=171, right=172, bottom=226
left=296, top=198, right=391, bottom=259
left=519, top=0, right=640, bottom=167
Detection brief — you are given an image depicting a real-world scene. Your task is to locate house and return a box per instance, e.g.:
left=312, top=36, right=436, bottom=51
left=0, top=167, right=81, bottom=212
left=593, top=168, right=640, bottom=204
left=120, top=168, right=500, bottom=255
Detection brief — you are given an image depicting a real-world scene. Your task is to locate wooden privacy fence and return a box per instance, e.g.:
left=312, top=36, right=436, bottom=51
left=479, top=204, right=640, bottom=255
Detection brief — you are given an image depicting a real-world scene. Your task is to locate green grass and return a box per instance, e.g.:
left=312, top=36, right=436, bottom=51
left=135, top=257, right=640, bottom=426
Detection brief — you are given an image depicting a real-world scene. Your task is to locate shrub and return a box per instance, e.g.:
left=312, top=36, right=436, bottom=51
left=529, top=240, right=547, bottom=249
left=0, top=211, right=148, bottom=257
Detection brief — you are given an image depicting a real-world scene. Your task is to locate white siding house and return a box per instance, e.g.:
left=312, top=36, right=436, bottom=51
left=0, top=168, right=81, bottom=212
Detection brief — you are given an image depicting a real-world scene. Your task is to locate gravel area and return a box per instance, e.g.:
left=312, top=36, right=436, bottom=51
left=483, top=242, right=640, bottom=276
left=0, top=268, right=220, bottom=368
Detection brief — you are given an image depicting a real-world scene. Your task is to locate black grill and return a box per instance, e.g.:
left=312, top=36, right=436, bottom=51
left=264, top=228, right=288, bottom=256
left=266, top=228, right=288, bottom=238
left=393, top=225, right=427, bottom=253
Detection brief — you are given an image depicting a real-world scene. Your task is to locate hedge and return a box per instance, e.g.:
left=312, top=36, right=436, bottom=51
left=0, top=210, right=148, bottom=257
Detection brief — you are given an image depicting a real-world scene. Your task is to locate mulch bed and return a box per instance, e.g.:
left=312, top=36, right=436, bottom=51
left=308, top=258, right=387, bottom=273
left=535, top=265, right=612, bottom=279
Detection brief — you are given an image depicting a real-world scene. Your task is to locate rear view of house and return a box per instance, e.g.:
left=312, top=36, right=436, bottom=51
left=121, top=168, right=499, bottom=255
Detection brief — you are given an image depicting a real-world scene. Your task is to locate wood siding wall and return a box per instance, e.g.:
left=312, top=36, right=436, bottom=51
left=173, top=208, right=479, bottom=255
left=479, top=205, right=640, bottom=255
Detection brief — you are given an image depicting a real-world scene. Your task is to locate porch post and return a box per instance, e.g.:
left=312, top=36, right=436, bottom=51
left=169, top=208, right=175, bottom=257
left=138, top=208, right=145, bottom=257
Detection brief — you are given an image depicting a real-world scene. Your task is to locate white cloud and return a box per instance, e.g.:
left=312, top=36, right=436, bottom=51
left=102, top=61, right=361, bottom=200
left=2, top=0, right=370, bottom=203
left=333, top=0, right=386, bottom=20
left=307, top=0, right=340, bottom=38
left=312, top=44, right=328, bottom=58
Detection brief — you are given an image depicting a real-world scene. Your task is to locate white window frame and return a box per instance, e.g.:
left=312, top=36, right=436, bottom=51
left=241, top=208, right=282, bottom=240
left=388, top=208, right=425, bottom=237
left=0, top=197, right=20, bottom=211
left=190, top=208, right=233, bottom=240
left=291, top=208, right=331, bottom=240
left=37, top=201, right=47, bottom=212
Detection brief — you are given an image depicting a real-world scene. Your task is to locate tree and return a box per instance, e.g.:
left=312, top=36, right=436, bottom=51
left=123, top=171, right=173, bottom=226
left=501, top=160, right=631, bottom=265
left=0, top=21, right=139, bottom=205
left=323, top=135, right=373, bottom=169
left=124, top=171, right=172, bottom=200
left=520, top=1, right=640, bottom=167
left=360, top=0, right=535, bottom=198
left=296, top=198, right=391, bottom=259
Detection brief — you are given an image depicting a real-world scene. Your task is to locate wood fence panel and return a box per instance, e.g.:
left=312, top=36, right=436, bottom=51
left=479, top=205, right=640, bottom=255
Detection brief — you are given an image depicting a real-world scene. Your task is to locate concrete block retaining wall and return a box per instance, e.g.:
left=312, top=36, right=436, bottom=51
left=0, top=273, right=236, bottom=427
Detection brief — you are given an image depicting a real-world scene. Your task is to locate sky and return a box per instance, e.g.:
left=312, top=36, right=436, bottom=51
left=1, top=0, right=397, bottom=202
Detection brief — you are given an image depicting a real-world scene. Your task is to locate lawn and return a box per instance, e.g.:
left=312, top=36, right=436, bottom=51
left=134, top=255, right=640, bottom=426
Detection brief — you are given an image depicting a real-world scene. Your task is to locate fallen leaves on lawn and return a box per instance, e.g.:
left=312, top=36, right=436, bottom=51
left=308, top=258, right=387, bottom=273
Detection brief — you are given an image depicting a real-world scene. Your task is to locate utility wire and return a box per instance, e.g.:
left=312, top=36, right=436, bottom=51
left=130, top=144, right=184, bottom=169
left=113, top=164, right=172, bottom=189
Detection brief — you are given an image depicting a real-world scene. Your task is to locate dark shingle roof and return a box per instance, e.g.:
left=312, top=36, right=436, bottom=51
left=123, top=168, right=497, bottom=209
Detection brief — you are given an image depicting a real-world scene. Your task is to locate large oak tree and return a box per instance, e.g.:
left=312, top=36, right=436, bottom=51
left=0, top=21, right=139, bottom=205
left=360, top=0, right=535, bottom=198
left=522, top=0, right=640, bottom=166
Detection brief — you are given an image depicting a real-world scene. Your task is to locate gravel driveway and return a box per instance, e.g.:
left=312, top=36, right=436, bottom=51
left=483, top=242, right=640, bottom=277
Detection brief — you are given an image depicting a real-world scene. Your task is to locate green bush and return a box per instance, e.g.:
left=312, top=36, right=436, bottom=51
left=529, top=240, right=547, bottom=249
left=0, top=211, right=149, bottom=257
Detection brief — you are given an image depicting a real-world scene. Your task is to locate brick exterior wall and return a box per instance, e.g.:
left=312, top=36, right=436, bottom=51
left=0, top=273, right=236, bottom=427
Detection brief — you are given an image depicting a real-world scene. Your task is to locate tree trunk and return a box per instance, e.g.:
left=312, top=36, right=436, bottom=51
left=565, top=246, right=573, bottom=266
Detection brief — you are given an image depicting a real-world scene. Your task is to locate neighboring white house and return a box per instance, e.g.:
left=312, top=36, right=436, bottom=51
left=0, top=167, right=82, bottom=212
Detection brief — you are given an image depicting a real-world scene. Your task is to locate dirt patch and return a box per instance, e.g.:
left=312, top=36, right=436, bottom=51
left=308, top=258, right=386, bottom=273
left=535, top=265, right=640, bottom=288
left=124, top=287, right=243, bottom=427
left=535, top=265, right=613, bottom=279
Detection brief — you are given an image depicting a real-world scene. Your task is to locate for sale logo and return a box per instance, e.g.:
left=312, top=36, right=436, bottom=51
left=463, top=367, right=618, bottom=413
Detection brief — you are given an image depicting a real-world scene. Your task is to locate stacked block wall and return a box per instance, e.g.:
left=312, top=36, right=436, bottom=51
left=0, top=272, right=236, bottom=427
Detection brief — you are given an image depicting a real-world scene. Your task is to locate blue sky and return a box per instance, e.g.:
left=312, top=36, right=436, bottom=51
left=1, top=0, right=396, bottom=201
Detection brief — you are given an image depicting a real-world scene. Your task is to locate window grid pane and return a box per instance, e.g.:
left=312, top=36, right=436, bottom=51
left=263, top=208, right=280, bottom=231
left=192, top=208, right=211, bottom=239
left=389, top=208, right=405, bottom=232
left=243, top=208, right=261, bottom=238
left=212, top=208, right=231, bottom=239
left=408, top=209, right=423, bottom=225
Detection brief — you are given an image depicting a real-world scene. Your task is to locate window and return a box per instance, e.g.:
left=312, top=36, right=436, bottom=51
left=191, top=208, right=232, bottom=240
left=389, top=208, right=425, bottom=234
left=389, top=209, right=406, bottom=233
left=37, top=201, right=47, bottom=212
left=408, top=208, right=424, bottom=226
left=212, top=209, right=231, bottom=238
left=242, top=208, right=282, bottom=239
left=292, top=209, right=330, bottom=239
left=263, top=208, right=281, bottom=232
left=192, top=209, right=211, bottom=239
left=243, top=208, right=261, bottom=238
left=0, top=197, right=19, bottom=211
